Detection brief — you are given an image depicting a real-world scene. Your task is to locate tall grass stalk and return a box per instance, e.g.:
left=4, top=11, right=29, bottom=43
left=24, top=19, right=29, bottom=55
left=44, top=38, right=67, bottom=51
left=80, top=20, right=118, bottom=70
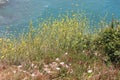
left=0, top=14, right=90, bottom=64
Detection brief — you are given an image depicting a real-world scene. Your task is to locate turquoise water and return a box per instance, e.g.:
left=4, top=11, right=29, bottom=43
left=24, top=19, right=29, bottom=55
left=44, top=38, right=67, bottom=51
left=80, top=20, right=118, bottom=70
left=0, top=0, right=120, bottom=36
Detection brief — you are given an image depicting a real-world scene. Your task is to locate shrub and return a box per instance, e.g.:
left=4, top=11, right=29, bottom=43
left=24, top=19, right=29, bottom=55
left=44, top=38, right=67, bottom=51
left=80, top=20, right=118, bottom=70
left=94, top=23, right=120, bottom=65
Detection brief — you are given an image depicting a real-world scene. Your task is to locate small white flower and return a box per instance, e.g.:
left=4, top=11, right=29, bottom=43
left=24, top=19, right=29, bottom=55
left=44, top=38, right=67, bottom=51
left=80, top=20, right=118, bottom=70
left=18, top=65, right=22, bottom=68
left=87, top=69, right=92, bottom=73
left=34, top=65, right=37, bottom=68
left=23, top=71, right=27, bottom=73
left=51, top=62, right=58, bottom=67
left=13, top=70, right=16, bottom=74
left=18, top=65, right=22, bottom=70
left=83, top=50, right=85, bottom=53
left=65, top=52, right=68, bottom=55
left=94, top=52, right=98, bottom=56
left=31, top=73, right=36, bottom=77
left=52, top=62, right=58, bottom=65
left=60, top=62, right=64, bottom=65
left=56, top=67, right=60, bottom=70
left=65, top=64, right=69, bottom=68
left=55, top=58, right=60, bottom=61
left=31, top=63, right=34, bottom=67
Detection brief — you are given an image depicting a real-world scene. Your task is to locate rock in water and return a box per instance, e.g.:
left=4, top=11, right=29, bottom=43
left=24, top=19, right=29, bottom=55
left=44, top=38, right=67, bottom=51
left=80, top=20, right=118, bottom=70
left=0, top=0, right=9, bottom=5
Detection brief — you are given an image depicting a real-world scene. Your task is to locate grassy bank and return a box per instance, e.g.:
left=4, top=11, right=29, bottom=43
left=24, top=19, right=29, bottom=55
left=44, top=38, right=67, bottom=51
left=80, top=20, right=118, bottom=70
left=0, top=14, right=120, bottom=80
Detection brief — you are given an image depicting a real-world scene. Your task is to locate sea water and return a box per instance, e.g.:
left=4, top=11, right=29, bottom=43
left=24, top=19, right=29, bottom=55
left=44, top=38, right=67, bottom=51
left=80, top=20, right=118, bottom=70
left=0, top=0, right=120, bottom=36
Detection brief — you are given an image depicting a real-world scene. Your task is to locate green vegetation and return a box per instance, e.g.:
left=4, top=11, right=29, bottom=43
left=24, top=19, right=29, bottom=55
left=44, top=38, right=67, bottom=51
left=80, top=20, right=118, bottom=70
left=94, top=21, right=120, bottom=66
left=0, top=14, right=119, bottom=80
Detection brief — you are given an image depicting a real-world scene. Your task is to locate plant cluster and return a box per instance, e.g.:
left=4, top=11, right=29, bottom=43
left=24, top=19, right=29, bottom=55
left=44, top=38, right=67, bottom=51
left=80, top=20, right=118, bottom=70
left=0, top=14, right=119, bottom=79
left=94, top=22, right=120, bottom=66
